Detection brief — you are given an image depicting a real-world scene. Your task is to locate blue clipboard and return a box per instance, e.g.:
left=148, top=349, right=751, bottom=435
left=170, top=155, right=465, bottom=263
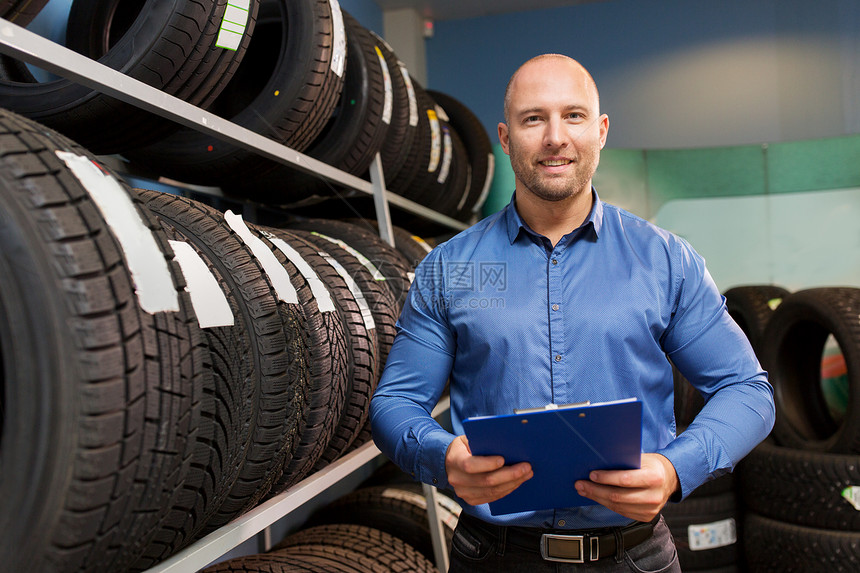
left=461, top=398, right=642, bottom=515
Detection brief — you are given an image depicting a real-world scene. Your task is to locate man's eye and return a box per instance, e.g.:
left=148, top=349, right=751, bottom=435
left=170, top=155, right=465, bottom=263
left=567, top=112, right=583, bottom=120
left=524, top=116, right=541, bottom=123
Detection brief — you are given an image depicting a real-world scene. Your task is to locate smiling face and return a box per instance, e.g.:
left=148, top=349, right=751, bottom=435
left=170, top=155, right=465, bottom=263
left=499, top=56, right=609, bottom=204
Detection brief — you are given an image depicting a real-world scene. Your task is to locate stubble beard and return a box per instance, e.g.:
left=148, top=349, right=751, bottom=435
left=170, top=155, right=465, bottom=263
left=509, top=141, right=599, bottom=203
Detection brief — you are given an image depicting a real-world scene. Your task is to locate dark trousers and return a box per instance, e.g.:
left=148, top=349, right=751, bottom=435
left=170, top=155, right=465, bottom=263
left=448, top=514, right=680, bottom=572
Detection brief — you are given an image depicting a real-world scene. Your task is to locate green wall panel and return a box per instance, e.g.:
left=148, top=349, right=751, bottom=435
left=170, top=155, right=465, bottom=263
left=482, top=144, right=515, bottom=217
left=767, top=135, right=860, bottom=194
left=645, top=146, right=766, bottom=206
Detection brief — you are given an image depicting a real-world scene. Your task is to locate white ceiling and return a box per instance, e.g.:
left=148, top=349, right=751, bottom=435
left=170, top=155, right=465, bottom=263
left=372, top=0, right=607, bottom=21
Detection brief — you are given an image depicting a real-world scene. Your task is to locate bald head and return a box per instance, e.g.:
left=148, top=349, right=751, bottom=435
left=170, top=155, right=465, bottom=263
left=503, top=54, right=600, bottom=124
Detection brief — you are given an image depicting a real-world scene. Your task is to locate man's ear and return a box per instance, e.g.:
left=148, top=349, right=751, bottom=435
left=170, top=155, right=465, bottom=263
left=598, top=114, right=610, bottom=150
left=498, top=122, right=511, bottom=155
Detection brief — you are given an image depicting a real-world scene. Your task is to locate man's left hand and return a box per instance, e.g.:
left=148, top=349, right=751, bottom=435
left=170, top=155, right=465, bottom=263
left=574, top=453, right=679, bottom=522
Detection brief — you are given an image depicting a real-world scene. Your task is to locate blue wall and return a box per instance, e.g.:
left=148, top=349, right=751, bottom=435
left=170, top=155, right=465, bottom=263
left=339, top=0, right=383, bottom=36
left=426, top=0, right=860, bottom=149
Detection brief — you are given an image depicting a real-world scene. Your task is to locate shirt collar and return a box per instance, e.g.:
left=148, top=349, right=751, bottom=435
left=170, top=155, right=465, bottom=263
left=504, top=188, right=604, bottom=245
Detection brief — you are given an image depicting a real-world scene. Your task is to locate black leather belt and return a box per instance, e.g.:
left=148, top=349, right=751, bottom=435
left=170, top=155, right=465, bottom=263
left=459, top=513, right=657, bottom=563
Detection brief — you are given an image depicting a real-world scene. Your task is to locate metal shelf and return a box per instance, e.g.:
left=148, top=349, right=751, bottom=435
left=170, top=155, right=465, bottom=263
left=0, top=18, right=469, bottom=235
left=0, top=17, right=459, bottom=572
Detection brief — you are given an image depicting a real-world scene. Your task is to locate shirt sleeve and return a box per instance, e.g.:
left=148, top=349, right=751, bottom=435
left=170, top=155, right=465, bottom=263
left=658, top=237, right=776, bottom=499
left=370, top=247, right=458, bottom=490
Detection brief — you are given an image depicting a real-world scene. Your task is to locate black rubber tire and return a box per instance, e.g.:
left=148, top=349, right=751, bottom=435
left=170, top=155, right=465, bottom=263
left=370, top=31, right=416, bottom=185
left=272, top=524, right=437, bottom=572
left=201, top=552, right=360, bottom=572
left=262, top=228, right=377, bottom=471
left=761, top=287, right=860, bottom=453
left=427, top=89, right=495, bottom=219
left=385, top=80, right=433, bottom=203
left=306, top=483, right=460, bottom=561
left=245, top=227, right=350, bottom=494
left=723, top=285, right=789, bottom=354
left=287, top=218, right=413, bottom=313
left=306, top=11, right=391, bottom=176
left=237, top=10, right=391, bottom=204
left=343, top=218, right=433, bottom=270
left=739, top=440, right=860, bottom=531
left=0, top=0, right=258, bottom=153
left=0, top=0, right=49, bottom=26
left=178, top=207, right=314, bottom=534
left=0, top=109, right=205, bottom=572
left=137, top=190, right=308, bottom=546
left=744, top=512, right=860, bottom=572
left=662, top=491, right=742, bottom=570
left=422, top=120, right=470, bottom=219
left=403, top=85, right=460, bottom=211
left=391, top=226, right=433, bottom=270
left=125, top=0, right=345, bottom=187
left=290, top=228, right=398, bottom=370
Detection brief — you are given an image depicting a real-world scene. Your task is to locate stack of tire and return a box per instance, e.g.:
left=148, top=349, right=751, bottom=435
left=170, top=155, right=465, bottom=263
left=0, top=0, right=494, bottom=224
left=199, top=464, right=461, bottom=573
left=740, top=287, right=860, bottom=572
left=0, top=0, right=260, bottom=153
left=202, top=524, right=437, bottom=572
left=666, top=285, right=789, bottom=572
left=121, top=3, right=494, bottom=224
left=0, top=105, right=436, bottom=572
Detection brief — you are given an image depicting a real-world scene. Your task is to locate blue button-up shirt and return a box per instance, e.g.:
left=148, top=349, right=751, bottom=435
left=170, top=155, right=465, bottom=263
left=370, top=191, right=775, bottom=529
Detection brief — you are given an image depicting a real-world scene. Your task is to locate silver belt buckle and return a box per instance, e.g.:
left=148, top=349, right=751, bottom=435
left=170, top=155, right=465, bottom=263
left=540, top=533, right=595, bottom=563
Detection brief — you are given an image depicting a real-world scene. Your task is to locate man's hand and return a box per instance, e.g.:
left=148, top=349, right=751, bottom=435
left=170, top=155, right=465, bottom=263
left=574, top=453, right=680, bottom=522
left=445, top=435, right=533, bottom=506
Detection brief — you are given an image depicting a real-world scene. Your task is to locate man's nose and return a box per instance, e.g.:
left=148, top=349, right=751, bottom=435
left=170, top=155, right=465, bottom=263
left=543, top=117, right=567, bottom=148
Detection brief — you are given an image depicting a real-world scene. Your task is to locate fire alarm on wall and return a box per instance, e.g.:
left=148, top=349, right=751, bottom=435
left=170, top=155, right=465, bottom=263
left=423, top=18, right=434, bottom=38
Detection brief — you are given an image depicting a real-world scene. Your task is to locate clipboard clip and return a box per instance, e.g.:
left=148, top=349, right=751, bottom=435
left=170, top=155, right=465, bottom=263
left=513, top=401, right=590, bottom=415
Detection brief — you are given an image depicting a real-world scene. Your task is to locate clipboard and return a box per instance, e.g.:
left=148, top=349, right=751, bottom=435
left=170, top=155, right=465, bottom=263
left=461, top=398, right=642, bottom=515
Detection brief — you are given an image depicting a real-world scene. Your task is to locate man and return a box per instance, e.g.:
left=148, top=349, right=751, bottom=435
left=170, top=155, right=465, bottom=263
left=370, top=54, right=774, bottom=571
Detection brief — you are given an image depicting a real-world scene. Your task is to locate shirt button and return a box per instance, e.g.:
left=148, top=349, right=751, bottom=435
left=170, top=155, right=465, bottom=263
left=552, top=304, right=559, bottom=311
left=558, top=519, right=566, bottom=527
left=555, top=354, right=562, bottom=362
left=432, top=478, right=438, bottom=484
left=552, top=259, right=558, bottom=265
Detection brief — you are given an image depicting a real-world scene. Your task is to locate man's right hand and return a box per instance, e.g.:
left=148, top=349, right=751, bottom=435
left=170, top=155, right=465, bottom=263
left=445, top=435, right=533, bottom=506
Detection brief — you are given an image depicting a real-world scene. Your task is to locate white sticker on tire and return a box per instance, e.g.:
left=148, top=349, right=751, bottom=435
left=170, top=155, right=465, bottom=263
left=216, top=0, right=251, bottom=51
left=427, top=109, right=441, bottom=172
left=265, top=233, right=336, bottom=313
left=310, top=231, right=386, bottom=281
left=437, top=127, right=452, bottom=184
left=399, top=63, right=419, bottom=127
left=55, top=151, right=179, bottom=314
left=320, top=251, right=375, bottom=330
left=224, top=211, right=298, bottom=304
left=687, top=518, right=737, bottom=551
left=329, top=0, right=347, bottom=77
left=472, top=152, right=496, bottom=213
left=456, top=165, right=473, bottom=211
left=375, top=46, right=393, bottom=125
left=842, top=486, right=860, bottom=510
left=169, top=240, right=234, bottom=328
left=435, top=104, right=450, bottom=123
